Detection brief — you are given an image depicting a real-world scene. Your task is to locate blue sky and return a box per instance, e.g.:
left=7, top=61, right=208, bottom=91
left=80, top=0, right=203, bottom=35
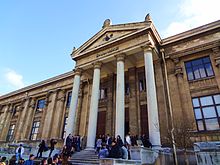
left=0, top=0, right=220, bottom=95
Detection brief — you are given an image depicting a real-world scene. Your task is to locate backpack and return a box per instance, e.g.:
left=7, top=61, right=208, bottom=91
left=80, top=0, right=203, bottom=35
left=18, top=147, right=21, bottom=153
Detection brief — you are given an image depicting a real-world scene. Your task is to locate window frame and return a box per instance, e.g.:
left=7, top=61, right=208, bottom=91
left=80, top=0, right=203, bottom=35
left=66, top=91, right=72, bottom=108
left=99, top=88, right=108, bottom=100
left=192, top=94, right=220, bottom=132
left=35, top=99, right=46, bottom=113
left=30, top=121, right=40, bottom=140
left=185, top=56, right=214, bottom=81
left=138, top=72, right=146, bottom=92
left=6, top=124, right=15, bottom=142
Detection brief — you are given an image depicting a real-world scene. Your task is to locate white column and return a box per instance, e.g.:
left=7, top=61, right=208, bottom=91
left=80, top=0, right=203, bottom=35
left=144, top=47, right=161, bottom=148
left=66, top=68, right=81, bottom=137
left=87, top=62, right=101, bottom=149
left=115, top=54, right=125, bottom=141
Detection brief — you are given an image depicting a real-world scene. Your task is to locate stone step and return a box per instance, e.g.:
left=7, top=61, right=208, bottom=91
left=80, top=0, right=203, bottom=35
left=69, top=160, right=99, bottom=164
left=69, top=150, right=99, bottom=165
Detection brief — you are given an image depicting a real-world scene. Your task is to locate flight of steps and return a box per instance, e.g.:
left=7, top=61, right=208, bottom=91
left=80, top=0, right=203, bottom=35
left=69, top=149, right=99, bottom=165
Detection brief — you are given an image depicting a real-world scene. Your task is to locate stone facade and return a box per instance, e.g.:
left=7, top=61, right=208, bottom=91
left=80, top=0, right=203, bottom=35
left=0, top=15, right=220, bottom=148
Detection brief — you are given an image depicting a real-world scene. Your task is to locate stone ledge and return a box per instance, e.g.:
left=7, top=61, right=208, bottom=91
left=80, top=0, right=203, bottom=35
left=99, top=158, right=141, bottom=165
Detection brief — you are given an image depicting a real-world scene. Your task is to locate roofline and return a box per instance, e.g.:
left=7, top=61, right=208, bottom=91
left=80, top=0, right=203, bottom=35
left=0, top=70, right=75, bottom=100
left=162, top=20, right=220, bottom=45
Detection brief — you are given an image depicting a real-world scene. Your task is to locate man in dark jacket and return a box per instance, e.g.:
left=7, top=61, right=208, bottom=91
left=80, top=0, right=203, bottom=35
left=49, top=139, right=57, bottom=157
left=37, top=140, right=46, bottom=158
left=108, top=140, right=122, bottom=158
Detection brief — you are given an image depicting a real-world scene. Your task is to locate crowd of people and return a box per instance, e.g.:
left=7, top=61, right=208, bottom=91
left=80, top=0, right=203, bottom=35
left=0, top=133, right=152, bottom=164
left=94, top=133, right=152, bottom=160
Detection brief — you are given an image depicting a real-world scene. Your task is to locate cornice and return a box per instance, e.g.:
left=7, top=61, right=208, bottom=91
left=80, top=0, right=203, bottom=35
left=162, top=19, right=220, bottom=45
left=0, top=70, right=75, bottom=100
left=167, top=40, right=220, bottom=58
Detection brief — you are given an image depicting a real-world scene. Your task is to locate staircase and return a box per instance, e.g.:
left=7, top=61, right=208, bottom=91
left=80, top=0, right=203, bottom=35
left=69, top=149, right=99, bottom=165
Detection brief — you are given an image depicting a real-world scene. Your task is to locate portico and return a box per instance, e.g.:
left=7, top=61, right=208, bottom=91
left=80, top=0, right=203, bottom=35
left=66, top=15, right=162, bottom=148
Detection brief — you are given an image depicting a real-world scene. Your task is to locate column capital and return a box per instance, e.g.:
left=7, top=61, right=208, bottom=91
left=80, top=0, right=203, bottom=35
left=116, top=53, right=125, bottom=62
left=93, top=61, right=102, bottom=69
left=74, top=67, right=82, bottom=76
left=212, top=46, right=220, bottom=54
left=141, top=43, right=154, bottom=52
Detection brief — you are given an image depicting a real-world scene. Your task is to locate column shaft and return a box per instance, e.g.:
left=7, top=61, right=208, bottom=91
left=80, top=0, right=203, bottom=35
left=87, top=64, right=101, bottom=148
left=115, top=55, right=125, bottom=141
left=66, top=73, right=81, bottom=137
left=144, top=48, right=161, bottom=147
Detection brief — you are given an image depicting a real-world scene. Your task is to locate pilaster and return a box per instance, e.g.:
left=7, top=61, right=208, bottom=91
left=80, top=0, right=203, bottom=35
left=128, top=67, right=138, bottom=135
left=15, top=98, right=31, bottom=141
left=24, top=98, right=36, bottom=140
left=50, top=89, right=66, bottom=138
left=212, top=46, right=220, bottom=90
left=0, top=104, right=12, bottom=141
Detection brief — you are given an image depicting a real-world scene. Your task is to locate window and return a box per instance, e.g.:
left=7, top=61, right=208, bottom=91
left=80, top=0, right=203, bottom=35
left=6, top=124, right=15, bottom=142
left=62, top=117, right=68, bottom=139
left=138, top=72, right=146, bottom=92
left=185, top=56, right=214, bottom=81
left=192, top=94, right=220, bottom=131
left=139, top=79, right=146, bottom=92
left=125, top=83, right=130, bottom=95
left=30, top=121, right=40, bottom=140
left=66, top=92, right=72, bottom=108
left=100, top=88, right=107, bottom=99
left=36, top=99, right=45, bottom=113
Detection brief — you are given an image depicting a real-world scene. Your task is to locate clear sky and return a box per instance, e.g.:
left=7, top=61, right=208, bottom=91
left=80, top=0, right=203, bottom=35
left=0, top=0, right=220, bottom=96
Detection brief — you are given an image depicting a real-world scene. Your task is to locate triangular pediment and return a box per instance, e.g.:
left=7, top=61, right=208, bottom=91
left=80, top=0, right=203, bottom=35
left=73, top=22, right=150, bottom=58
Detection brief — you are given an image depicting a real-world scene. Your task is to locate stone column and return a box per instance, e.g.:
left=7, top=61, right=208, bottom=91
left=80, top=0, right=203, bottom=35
left=66, top=68, right=82, bottom=137
left=87, top=62, right=101, bottom=149
left=143, top=47, right=161, bottom=147
left=115, top=54, right=125, bottom=141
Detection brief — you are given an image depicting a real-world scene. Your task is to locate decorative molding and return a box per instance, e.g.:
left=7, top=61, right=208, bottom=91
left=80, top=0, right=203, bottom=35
left=145, top=13, right=152, bottom=23
left=116, top=53, right=126, bottom=62
left=167, top=40, right=220, bottom=58
left=29, top=98, right=36, bottom=109
left=45, top=91, right=53, bottom=106
left=96, top=47, right=119, bottom=58
left=172, top=58, right=183, bottom=77
left=57, top=89, right=66, bottom=102
left=93, top=61, right=102, bottom=69
left=102, top=19, right=111, bottom=28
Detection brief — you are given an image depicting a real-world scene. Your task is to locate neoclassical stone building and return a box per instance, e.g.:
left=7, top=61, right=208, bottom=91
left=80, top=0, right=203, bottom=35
left=1, top=15, right=220, bottom=148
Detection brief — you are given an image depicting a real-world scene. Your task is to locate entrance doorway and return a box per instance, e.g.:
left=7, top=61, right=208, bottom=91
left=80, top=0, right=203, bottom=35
left=140, top=104, right=149, bottom=137
left=96, top=111, right=106, bottom=136
left=125, top=108, right=129, bottom=135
